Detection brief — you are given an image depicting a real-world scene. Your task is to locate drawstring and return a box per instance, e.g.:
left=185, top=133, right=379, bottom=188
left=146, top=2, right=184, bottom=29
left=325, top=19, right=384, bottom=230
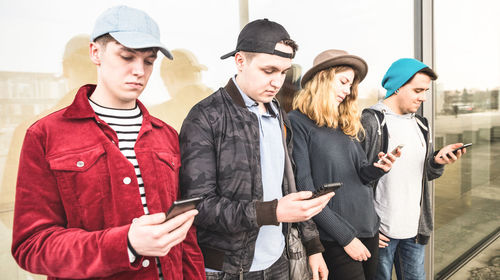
left=374, top=113, right=381, bottom=135
left=413, top=114, right=426, bottom=147
left=381, top=109, right=389, bottom=139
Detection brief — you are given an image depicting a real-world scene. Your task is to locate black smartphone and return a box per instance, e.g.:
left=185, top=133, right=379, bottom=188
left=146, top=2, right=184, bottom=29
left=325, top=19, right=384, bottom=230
left=440, top=143, right=472, bottom=158
left=165, top=196, right=204, bottom=221
left=309, top=183, right=343, bottom=199
left=377, top=144, right=404, bottom=164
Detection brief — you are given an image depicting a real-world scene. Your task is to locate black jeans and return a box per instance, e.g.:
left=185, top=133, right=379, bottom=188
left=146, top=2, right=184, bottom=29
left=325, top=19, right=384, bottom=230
left=205, top=252, right=289, bottom=280
left=322, top=235, right=379, bottom=280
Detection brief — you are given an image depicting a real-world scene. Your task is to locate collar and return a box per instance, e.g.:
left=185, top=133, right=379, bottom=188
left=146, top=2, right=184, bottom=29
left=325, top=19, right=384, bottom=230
left=232, top=76, right=258, bottom=108
left=377, top=100, right=414, bottom=120
left=63, top=84, right=164, bottom=128
left=374, top=100, right=429, bottom=135
left=226, top=77, right=278, bottom=117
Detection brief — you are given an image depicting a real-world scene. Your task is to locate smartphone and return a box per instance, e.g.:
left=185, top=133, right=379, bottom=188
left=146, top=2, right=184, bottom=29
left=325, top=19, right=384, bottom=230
left=377, top=144, right=405, bottom=164
left=165, top=196, right=204, bottom=221
left=309, top=183, right=343, bottom=199
left=440, top=143, right=472, bottom=158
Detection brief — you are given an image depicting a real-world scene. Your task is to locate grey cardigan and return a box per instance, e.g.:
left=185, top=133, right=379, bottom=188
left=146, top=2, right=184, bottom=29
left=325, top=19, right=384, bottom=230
left=360, top=107, right=444, bottom=244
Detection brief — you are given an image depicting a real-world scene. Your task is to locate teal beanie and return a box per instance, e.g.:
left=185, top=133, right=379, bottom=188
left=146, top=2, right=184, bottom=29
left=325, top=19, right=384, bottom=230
left=382, top=58, right=428, bottom=99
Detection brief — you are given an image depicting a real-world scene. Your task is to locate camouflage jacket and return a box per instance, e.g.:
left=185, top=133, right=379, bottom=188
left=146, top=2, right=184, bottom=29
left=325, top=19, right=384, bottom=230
left=179, top=78, right=324, bottom=274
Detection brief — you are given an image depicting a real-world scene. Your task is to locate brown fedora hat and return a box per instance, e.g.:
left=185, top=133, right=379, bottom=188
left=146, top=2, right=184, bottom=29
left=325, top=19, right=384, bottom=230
left=301, top=49, right=368, bottom=88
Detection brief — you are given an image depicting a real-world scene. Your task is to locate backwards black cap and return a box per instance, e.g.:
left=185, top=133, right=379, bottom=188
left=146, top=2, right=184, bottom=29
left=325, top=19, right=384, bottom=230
left=220, top=18, right=295, bottom=60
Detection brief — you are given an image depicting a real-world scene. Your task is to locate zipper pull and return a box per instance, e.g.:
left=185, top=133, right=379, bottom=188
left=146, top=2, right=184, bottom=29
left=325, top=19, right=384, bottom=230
left=239, top=268, right=244, bottom=280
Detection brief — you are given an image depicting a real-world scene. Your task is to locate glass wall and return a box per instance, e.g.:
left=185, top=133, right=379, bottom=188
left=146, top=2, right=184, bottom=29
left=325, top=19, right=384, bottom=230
left=248, top=0, right=414, bottom=109
left=1, top=1, right=240, bottom=278
left=0, top=0, right=414, bottom=278
left=433, top=0, right=500, bottom=277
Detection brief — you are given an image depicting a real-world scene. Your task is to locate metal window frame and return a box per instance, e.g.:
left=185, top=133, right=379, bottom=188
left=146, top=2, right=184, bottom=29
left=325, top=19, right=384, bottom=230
left=415, top=0, right=435, bottom=278
left=417, top=1, right=500, bottom=279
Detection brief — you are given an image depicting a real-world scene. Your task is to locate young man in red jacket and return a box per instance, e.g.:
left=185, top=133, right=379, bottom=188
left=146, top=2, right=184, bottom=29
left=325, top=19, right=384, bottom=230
left=11, top=6, right=205, bottom=280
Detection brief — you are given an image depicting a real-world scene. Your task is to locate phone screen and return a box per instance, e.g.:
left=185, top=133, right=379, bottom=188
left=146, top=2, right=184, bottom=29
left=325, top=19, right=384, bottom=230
left=309, top=183, right=342, bottom=199
left=377, top=144, right=404, bottom=164
left=165, top=196, right=204, bottom=221
left=440, top=143, right=472, bottom=158
left=452, top=143, right=472, bottom=153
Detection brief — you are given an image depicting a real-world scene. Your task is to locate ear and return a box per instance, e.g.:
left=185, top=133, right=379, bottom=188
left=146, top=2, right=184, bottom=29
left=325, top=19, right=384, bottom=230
left=234, top=52, right=245, bottom=72
left=89, top=42, right=102, bottom=66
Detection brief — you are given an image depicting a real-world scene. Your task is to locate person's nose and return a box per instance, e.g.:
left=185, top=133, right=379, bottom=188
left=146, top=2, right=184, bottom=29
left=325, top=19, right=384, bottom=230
left=344, top=86, right=351, bottom=95
left=419, top=93, right=427, bottom=102
left=132, top=61, right=145, bottom=77
left=270, top=74, right=285, bottom=89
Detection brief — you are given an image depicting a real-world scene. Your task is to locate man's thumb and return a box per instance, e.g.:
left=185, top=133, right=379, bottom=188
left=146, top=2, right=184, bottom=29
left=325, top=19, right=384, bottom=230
left=133, top=213, right=166, bottom=225
left=296, top=191, right=313, bottom=200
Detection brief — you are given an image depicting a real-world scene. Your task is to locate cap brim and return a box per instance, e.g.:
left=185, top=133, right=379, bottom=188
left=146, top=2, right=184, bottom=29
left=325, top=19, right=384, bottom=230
left=220, top=50, right=238, bottom=60
left=301, top=55, right=368, bottom=88
left=197, top=64, right=208, bottom=71
left=110, top=32, right=173, bottom=60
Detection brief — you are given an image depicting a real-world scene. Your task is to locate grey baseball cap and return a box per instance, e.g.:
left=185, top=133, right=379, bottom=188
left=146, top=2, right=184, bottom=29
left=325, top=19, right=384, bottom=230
left=91, top=5, right=173, bottom=59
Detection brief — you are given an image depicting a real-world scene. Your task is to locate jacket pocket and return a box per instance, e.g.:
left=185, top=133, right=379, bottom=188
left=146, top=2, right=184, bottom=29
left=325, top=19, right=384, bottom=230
left=48, top=145, right=105, bottom=172
left=155, top=151, right=181, bottom=171
left=47, top=144, right=107, bottom=230
left=154, top=151, right=181, bottom=203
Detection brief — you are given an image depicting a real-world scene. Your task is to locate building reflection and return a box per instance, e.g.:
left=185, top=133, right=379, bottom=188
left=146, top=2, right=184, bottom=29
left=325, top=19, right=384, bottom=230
left=437, top=86, right=499, bottom=116
left=433, top=84, right=500, bottom=274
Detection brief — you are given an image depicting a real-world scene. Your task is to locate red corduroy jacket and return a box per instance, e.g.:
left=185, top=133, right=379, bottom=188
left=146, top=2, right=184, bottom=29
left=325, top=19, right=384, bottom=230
left=11, top=85, right=205, bottom=280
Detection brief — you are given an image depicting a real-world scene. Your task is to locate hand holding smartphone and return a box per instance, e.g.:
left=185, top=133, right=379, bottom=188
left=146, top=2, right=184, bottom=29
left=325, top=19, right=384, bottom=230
left=377, top=144, right=404, bottom=164
left=308, top=183, right=342, bottom=199
left=439, top=143, right=471, bottom=158
left=165, top=196, right=204, bottom=221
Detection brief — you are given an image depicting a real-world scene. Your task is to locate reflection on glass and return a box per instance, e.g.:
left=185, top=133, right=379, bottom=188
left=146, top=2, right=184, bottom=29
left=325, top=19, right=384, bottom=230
left=0, top=1, right=415, bottom=278
left=149, top=49, right=212, bottom=132
left=1, top=34, right=97, bottom=209
left=275, top=63, right=301, bottom=113
left=433, top=1, right=500, bottom=276
left=248, top=0, right=414, bottom=111
left=0, top=34, right=96, bottom=279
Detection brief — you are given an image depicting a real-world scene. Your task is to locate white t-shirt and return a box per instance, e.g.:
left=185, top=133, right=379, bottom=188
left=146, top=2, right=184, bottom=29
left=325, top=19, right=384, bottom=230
left=374, top=106, right=427, bottom=239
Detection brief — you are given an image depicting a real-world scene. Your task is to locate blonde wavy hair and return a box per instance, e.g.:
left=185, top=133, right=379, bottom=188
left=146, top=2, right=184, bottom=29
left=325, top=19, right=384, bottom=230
left=293, top=66, right=364, bottom=140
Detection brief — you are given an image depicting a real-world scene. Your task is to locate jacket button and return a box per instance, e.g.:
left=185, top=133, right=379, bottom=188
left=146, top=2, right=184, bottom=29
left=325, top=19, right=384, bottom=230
left=123, top=177, right=132, bottom=185
left=142, top=259, right=150, bottom=267
left=76, top=161, right=84, bottom=168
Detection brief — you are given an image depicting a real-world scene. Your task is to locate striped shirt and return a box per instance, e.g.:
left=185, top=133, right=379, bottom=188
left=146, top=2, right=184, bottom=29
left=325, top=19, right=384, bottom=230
left=89, top=99, right=164, bottom=279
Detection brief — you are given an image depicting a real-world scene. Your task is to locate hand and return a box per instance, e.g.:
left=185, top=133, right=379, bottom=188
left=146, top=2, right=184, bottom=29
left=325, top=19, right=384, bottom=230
left=308, top=253, right=328, bottom=280
left=373, top=149, right=400, bottom=172
left=344, top=237, right=371, bottom=261
left=379, top=233, right=390, bottom=248
left=276, top=191, right=334, bottom=223
left=128, top=210, right=198, bottom=257
left=434, top=143, right=465, bottom=165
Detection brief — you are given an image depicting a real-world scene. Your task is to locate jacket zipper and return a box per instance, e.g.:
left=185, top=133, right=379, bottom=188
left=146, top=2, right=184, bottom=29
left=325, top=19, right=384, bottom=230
left=416, top=117, right=429, bottom=244
left=239, top=231, right=248, bottom=279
